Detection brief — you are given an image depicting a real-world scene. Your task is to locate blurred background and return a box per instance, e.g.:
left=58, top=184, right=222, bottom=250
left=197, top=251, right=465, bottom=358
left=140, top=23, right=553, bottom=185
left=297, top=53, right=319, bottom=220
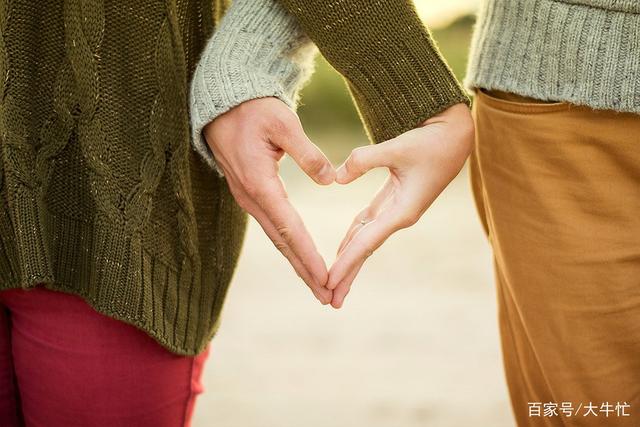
left=194, top=1, right=515, bottom=426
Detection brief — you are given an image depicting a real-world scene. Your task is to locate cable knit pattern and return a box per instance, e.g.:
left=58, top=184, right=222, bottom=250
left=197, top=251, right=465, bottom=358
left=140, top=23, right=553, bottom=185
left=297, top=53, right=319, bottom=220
left=0, top=0, right=469, bottom=356
left=465, top=0, right=640, bottom=113
left=0, top=0, right=244, bottom=356
left=189, top=0, right=317, bottom=174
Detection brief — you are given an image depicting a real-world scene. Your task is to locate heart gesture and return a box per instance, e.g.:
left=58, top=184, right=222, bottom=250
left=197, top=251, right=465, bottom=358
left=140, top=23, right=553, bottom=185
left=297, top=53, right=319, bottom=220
left=204, top=99, right=473, bottom=308
left=328, top=103, right=473, bottom=307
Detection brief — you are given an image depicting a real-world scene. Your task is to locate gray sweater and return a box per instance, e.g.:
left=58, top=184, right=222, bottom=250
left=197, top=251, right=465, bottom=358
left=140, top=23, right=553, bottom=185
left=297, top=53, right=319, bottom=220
left=465, top=0, right=640, bottom=113
left=189, top=0, right=316, bottom=173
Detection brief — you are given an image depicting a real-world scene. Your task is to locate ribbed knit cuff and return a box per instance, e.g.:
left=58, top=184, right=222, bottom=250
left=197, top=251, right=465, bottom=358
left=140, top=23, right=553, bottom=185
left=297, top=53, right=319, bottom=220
left=189, top=0, right=317, bottom=174
left=277, top=0, right=471, bottom=144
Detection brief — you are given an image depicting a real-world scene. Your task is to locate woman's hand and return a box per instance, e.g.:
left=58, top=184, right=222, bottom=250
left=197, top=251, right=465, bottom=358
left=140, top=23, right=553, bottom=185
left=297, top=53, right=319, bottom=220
left=327, top=103, right=474, bottom=308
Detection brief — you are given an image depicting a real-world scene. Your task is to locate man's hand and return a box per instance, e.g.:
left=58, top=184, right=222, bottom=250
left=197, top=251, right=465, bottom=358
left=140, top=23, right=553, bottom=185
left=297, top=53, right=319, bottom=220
left=327, top=103, right=474, bottom=308
left=203, top=97, right=336, bottom=304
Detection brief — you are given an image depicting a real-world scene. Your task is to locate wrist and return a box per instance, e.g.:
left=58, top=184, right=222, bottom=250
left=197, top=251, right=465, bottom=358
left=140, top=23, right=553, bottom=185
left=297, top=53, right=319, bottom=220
left=188, top=0, right=317, bottom=173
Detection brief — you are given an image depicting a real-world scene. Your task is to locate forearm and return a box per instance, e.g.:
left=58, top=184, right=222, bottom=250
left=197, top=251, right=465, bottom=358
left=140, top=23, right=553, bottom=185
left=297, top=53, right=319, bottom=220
left=189, top=0, right=317, bottom=173
left=276, top=0, right=471, bottom=144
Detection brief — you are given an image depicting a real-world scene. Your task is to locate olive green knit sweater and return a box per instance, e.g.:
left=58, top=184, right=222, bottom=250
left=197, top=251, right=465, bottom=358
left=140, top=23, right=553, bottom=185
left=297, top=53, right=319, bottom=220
left=0, top=0, right=467, bottom=355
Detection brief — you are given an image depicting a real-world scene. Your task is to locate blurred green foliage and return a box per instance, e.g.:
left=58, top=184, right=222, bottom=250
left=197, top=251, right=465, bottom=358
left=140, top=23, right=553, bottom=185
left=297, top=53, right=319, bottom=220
left=297, top=15, right=475, bottom=161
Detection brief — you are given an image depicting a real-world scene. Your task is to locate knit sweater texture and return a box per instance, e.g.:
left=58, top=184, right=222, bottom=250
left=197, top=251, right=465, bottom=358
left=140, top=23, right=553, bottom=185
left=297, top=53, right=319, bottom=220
left=465, top=0, right=640, bottom=113
left=279, top=0, right=471, bottom=144
left=190, top=0, right=470, bottom=172
left=189, top=0, right=318, bottom=174
left=0, top=0, right=468, bottom=355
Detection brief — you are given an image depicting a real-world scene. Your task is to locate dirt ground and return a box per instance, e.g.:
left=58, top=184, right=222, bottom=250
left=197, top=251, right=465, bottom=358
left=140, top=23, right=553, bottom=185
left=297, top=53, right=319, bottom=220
left=192, top=158, right=515, bottom=427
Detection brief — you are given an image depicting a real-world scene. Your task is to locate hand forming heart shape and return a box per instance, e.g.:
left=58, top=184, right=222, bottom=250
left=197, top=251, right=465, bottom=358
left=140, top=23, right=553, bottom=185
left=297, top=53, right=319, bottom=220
left=204, top=98, right=473, bottom=308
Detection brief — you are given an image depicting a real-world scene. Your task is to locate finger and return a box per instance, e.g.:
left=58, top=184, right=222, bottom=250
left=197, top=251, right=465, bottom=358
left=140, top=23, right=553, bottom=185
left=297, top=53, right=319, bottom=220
left=337, top=204, right=378, bottom=258
left=330, top=264, right=361, bottom=309
left=328, top=209, right=404, bottom=290
left=254, top=178, right=330, bottom=291
left=336, top=180, right=395, bottom=258
left=270, top=117, right=335, bottom=185
left=243, top=189, right=332, bottom=305
left=336, top=209, right=370, bottom=258
left=226, top=175, right=331, bottom=304
left=256, top=208, right=332, bottom=304
left=336, top=142, right=396, bottom=185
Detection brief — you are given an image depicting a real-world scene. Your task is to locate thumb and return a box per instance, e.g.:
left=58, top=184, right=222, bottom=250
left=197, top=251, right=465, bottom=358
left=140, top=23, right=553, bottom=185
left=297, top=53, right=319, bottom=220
left=271, top=115, right=335, bottom=185
left=336, top=142, right=395, bottom=184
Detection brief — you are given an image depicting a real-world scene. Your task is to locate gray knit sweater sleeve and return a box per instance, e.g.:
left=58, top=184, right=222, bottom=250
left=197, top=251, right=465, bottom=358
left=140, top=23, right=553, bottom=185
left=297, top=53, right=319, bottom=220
left=189, top=0, right=317, bottom=173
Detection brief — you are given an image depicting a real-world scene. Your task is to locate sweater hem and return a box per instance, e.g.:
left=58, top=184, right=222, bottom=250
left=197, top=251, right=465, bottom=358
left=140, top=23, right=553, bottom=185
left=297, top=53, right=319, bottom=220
left=464, top=0, right=640, bottom=114
left=0, top=204, right=231, bottom=357
left=0, top=280, right=217, bottom=356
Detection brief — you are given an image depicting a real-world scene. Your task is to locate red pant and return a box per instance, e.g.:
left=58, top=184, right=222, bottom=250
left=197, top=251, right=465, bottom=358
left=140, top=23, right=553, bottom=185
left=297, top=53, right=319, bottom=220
left=0, top=285, right=210, bottom=427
